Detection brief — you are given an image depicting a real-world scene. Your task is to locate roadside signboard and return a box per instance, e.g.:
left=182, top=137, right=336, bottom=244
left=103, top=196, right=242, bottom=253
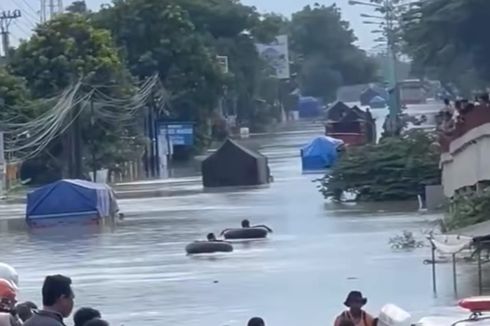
left=158, top=122, right=194, bottom=146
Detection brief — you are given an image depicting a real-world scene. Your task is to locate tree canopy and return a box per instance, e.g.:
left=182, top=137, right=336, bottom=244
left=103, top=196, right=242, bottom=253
left=289, top=4, right=378, bottom=101
left=10, top=13, right=126, bottom=98
left=318, top=130, right=441, bottom=202
left=7, top=13, right=144, bottom=179
left=402, top=0, right=490, bottom=94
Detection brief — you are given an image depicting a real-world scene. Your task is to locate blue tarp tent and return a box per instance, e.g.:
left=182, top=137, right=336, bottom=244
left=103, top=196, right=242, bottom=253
left=26, top=179, right=118, bottom=225
left=297, top=96, right=322, bottom=118
left=369, top=95, right=387, bottom=109
left=301, top=136, right=343, bottom=172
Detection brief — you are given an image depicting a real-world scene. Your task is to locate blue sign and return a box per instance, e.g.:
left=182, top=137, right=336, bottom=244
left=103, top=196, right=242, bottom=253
left=158, top=122, right=194, bottom=146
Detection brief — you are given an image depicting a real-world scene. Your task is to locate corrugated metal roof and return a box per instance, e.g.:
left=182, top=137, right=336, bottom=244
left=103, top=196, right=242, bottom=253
left=449, top=220, right=490, bottom=239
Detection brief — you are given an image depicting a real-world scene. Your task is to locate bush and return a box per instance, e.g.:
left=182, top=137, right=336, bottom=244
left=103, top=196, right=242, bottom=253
left=318, top=130, right=441, bottom=201
left=446, top=187, right=490, bottom=230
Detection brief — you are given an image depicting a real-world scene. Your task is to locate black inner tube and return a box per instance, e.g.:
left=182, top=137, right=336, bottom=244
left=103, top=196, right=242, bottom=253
left=185, top=241, right=233, bottom=254
left=223, top=228, right=268, bottom=240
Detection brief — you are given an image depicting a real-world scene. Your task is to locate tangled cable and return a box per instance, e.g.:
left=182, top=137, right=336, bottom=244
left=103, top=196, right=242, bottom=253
left=0, top=74, right=167, bottom=163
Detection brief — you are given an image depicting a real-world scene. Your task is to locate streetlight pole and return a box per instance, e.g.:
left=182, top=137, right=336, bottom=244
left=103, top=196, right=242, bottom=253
left=349, top=0, right=402, bottom=136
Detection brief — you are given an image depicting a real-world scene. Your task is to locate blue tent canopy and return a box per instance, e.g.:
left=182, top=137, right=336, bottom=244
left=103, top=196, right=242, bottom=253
left=369, top=95, right=387, bottom=108
left=26, top=179, right=118, bottom=223
left=297, top=96, right=322, bottom=118
left=301, top=136, right=342, bottom=172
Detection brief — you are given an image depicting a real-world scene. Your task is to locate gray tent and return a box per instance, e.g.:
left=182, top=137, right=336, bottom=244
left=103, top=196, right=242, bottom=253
left=202, top=139, right=270, bottom=188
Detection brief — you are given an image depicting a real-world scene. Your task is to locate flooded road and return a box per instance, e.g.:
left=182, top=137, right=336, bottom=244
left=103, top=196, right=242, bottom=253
left=0, top=123, right=473, bottom=326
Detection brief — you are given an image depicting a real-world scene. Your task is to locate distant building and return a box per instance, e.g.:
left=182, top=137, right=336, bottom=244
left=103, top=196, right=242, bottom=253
left=337, top=83, right=387, bottom=104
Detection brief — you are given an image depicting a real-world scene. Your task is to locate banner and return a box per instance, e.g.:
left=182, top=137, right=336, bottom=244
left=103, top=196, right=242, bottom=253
left=256, top=35, right=290, bottom=79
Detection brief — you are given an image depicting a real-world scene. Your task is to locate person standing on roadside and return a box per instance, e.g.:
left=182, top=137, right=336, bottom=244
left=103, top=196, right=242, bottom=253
left=248, top=317, right=265, bottom=326
left=73, top=308, right=101, bottom=326
left=0, top=279, right=21, bottom=326
left=24, top=275, right=74, bottom=326
left=16, top=301, right=38, bottom=322
left=334, top=291, right=374, bottom=326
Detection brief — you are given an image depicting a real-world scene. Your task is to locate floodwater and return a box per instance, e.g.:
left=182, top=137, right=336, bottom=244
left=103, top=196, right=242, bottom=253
left=0, top=121, right=481, bottom=326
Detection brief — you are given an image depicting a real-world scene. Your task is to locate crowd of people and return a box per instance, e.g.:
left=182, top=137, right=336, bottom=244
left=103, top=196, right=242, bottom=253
left=437, top=94, right=490, bottom=134
left=0, top=271, right=272, bottom=326
left=0, top=262, right=372, bottom=326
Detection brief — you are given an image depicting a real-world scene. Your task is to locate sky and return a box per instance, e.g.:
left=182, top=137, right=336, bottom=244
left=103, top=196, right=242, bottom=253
left=1, top=0, right=381, bottom=51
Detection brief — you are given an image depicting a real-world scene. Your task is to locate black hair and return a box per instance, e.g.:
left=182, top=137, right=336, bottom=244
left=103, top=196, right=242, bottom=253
left=42, top=275, right=73, bottom=306
left=74, top=308, right=101, bottom=326
left=84, top=318, right=110, bottom=326
left=206, top=233, right=216, bottom=241
left=444, top=98, right=450, bottom=105
left=248, top=317, right=265, bottom=326
left=16, top=301, right=38, bottom=322
left=241, top=219, right=250, bottom=227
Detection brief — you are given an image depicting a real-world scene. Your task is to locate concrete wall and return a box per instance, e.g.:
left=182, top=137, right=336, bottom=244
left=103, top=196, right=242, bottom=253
left=441, top=123, right=490, bottom=197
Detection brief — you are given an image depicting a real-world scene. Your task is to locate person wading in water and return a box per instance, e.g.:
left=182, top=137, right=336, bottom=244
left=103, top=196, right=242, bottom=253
left=334, top=291, right=374, bottom=326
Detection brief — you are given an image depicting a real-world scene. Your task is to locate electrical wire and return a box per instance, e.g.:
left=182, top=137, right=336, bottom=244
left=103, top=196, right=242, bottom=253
left=2, top=74, right=169, bottom=162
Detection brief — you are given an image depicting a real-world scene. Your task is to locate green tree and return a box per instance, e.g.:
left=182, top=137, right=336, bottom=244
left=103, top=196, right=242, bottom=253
left=289, top=4, right=378, bottom=102
left=66, top=1, right=88, bottom=14
left=8, top=13, right=144, bottom=178
left=10, top=13, right=126, bottom=97
left=0, top=68, right=31, bottom=122
left=402, top=0, right=490, bottom=93
left=318, top=130, right=441, bottom=202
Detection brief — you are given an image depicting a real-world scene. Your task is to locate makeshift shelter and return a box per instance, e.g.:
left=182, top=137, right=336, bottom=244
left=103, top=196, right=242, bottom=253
left=297, top=96, right=322, bottom=118
left=326, top=101, right=351, bottom=121
left=26, top=179, right=119, bottom=226
left=369, top=95, right=387, bottom=109
left=360, top=88, right=382, bottom=106
left=301, top=136, right=343, bottom=172
left=325, top=103, right=376, bottom=145
left=202, top=139, right=270, bottom=188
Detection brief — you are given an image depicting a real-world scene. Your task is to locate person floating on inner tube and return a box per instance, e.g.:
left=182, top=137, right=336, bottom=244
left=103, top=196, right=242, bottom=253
left=220, top=219, right=273, bottom=235
left=206, top=233, right=222, bottom=242
left=241, top=219, right=273, bottom=232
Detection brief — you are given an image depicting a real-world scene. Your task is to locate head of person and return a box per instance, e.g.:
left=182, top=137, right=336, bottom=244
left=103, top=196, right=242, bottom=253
left=16, top=301, right=37, bottom=322
left=0, top=264, right=19, bottom=289
left=241, top=219, right=250, bottom=228
left=344, top=291, right=367, bottom=313
left=248, top=317, right=265, bottom=326
left=444, top=98, right=450, bottom=106
left=84, top=318, right=109, bottom=326
left=73, top=308, right=101, bottom=326
left=0, top=279, right=17, bottom=313
left=42, top=275, right=74, bottom=318
left=206, top=233, right=216, bottom=241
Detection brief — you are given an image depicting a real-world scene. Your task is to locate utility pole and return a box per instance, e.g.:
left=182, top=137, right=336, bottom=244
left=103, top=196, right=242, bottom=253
left=0, top=10, right=21, bottom=60
left=40, top=0, right=46, bottom=23
left=41, top=0, right=63, bottom=22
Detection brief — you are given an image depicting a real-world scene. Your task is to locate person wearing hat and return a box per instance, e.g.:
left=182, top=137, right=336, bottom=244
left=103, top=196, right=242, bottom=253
left=334, top=291, right=374, bottom=326
left=0, top=279, right=21, bottom=326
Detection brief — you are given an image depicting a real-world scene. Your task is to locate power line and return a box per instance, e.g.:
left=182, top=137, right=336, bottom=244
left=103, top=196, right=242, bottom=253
left=12, top=20, right=31, bottom=38
left=19, top=0, right=39, bottom=18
